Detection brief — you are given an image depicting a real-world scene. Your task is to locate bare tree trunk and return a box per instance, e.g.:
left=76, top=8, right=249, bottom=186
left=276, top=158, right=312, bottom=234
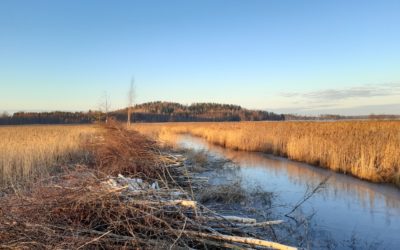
left=127, top=77, right=135, bottom=128
left=105, top=94, right=109, bottom=124
left=100, top=91, right=111, bottom=124
left=127, top=107, right=131, bottom=127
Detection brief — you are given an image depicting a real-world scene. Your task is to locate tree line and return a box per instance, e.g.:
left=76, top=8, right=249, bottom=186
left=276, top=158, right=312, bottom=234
left=113, top=102, right=284, bottom=122
left=2, top=103, right=398, bottom=125
left=0, top=102, right=284, bottom=125
left=283, top=113, right=400, bottom=121
left=0, top=111, right=99, bottom=125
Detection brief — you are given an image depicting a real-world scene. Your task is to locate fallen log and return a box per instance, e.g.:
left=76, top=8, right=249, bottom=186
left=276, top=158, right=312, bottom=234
left=237, top=220, right=284, bottom=227
left=181, top=230, right=297, bottom=250
left=132, top=199, right=197, bottom=208
left=200, top=239, right=254, bottom=250
left=198, top=215, right=256, bottom=224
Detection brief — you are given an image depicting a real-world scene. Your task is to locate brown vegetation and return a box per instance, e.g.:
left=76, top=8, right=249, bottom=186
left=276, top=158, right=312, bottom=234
left=87, top=125, right=159, bottom=178
left=0, top=125, right=98, bottom=187
left=1, top=123, right=295, bottom=249
left=199, top=181, right=247, bottom=204
left=134, top=121, right=400, bottom=186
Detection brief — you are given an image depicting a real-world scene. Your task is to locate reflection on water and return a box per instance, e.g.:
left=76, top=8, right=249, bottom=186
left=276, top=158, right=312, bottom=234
left=176, top=135, right=400, bottom=248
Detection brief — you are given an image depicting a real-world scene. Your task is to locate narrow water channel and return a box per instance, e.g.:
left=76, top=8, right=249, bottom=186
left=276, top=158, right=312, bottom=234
left=176, top=134, right=400, bottom=249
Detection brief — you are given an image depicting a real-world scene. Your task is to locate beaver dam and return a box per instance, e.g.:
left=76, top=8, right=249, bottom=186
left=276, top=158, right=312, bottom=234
left=0, top=124, right=297, bottom=249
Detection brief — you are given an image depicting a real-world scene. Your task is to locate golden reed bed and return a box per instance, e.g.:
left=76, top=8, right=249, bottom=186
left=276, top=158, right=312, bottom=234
left=134, top=121, right=400, bottom=186
left=0, top=125, right=98, bottom=186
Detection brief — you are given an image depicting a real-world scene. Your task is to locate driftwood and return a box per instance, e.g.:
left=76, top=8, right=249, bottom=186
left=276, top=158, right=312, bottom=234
left=198, top=216, right=283, bottom=226
left=180, top=230, right=297, bottom=250
left=136, top=199, right=197, bottom=208
left=200, top=239, right=254, bottom=249
left=237, top=220, right=284, bottom=228
left=219, top=216, right=257, bottom=224
left=198, top=215, right=256, bottom=224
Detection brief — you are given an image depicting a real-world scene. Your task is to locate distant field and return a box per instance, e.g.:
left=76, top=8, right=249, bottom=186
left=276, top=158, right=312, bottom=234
left=135, top=121, right=400, bottom=186
left=0, top=125, right=98, bottom=186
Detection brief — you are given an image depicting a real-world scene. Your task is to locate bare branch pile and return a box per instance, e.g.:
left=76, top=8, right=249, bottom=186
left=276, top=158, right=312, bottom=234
left=0, top=124, right=296, bottom=249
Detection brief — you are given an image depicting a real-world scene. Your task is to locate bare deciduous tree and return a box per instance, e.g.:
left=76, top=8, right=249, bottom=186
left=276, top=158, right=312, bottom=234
left=127, top=77, right=135, bottom=127
left=99, top=91, right=111, bottom=124
left=1, top=111, right=10, bottom=118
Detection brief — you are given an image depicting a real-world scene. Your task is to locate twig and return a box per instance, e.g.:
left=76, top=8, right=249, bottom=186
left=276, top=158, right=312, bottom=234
left=285, top=175, right=330, bottom=217
left=170, top=217, right=187, bottom=249
left=77, top=230, right=111, bottom=249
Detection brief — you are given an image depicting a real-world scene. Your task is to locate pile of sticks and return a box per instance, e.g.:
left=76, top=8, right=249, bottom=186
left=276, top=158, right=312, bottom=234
left=0, top=124, right=296, bottom=249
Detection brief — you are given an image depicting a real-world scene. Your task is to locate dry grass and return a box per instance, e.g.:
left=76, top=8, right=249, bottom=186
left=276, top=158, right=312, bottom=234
left=0, top=124, right=291, bottom=249
left=87, top=125, right=160, bottom=179
left=0, top=125, right=98, bottom=187
left=0, top=124, right=184, bottom=249
left=134, top=121, right=400, bottom=186
left=198, top=181, right=247, bottom=204
left=0, top=169, right=191, bottom=249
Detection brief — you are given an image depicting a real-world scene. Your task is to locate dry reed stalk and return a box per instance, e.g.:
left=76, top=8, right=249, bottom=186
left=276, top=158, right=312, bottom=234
left=134, top=121, right=400, bottom=186
left=86, top=123, right=161, bottom=179
left=0, top=125, right=98, bottom=187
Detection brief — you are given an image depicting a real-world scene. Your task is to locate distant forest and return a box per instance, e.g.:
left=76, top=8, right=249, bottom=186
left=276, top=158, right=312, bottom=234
left=0, top=111, right=98, bottom=125
left=0, top=102, right=284, bottom=125
left=113, top=102, right=284, bottom=122
left=2, top=102, right=398, bottom=125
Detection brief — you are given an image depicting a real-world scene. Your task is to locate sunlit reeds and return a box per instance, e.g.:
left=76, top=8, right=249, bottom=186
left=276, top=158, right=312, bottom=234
left=0, top=125, right=98, bottom=186
left=134, top=121, right=400, bottom=186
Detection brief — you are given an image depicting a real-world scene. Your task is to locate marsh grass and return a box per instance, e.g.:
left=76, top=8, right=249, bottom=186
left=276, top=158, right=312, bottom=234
left=0, top=125, right=98, bottom=187
left=134, top=121, right=400, bottom=186
left=198, top=180, right=247, bottom=204
left=184, top=149, right=210, bottom=172
left=1, top=124, right=292, bottom=249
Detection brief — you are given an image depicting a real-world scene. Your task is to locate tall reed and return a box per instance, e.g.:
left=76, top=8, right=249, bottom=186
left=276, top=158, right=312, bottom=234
left=0, top=125, right=98, bottom=186
left=134, top=121, right=400, bottom=186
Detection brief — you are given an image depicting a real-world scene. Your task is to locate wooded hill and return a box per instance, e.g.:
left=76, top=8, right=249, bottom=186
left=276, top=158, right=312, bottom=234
left=112, top=102, right=284, bottom=122
left=0, top=102, right=284, bottom=125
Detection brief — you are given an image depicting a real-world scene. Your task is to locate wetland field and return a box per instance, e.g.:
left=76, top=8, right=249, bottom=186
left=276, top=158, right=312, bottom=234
left=135, top=121, right=400, bottom=186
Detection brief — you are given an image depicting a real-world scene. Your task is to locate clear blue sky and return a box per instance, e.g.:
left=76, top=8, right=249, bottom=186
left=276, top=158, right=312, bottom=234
left=1, top=0, right=399, bottom=115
